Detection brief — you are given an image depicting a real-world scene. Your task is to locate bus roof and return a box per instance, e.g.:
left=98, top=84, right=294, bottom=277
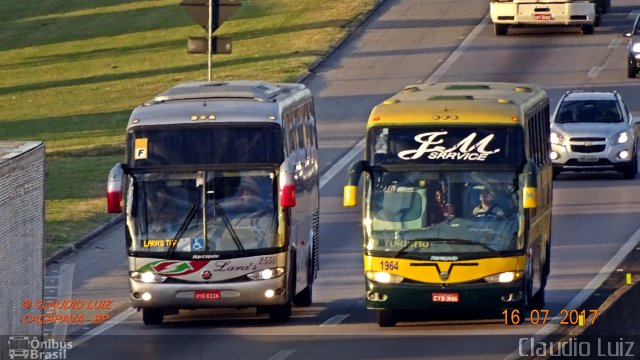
left=127, top=80, right=311, bottom=128
left=367, top=82, right=547, bottom=128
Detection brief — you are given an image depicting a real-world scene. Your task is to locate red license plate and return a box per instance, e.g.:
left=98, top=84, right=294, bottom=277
left=194, top=290, right=221, bottom=301
left=533, top=13, right=552, bottom=20
left=432, top=292, right=459, bottom=303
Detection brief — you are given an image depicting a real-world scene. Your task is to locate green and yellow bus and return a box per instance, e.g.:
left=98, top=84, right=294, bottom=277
left=343, top=82, right=552, bottom=327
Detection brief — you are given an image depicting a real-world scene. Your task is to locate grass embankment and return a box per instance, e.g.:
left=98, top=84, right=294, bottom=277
left=0, top=0, right=377, bottom=257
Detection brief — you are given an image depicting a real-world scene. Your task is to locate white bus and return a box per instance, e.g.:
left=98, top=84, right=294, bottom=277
left=107, top=81, right=319, bottom=325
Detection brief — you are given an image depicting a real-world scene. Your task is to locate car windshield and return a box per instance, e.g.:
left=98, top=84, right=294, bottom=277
left=555, top=99, right=622, bottom=124
left=364, top=170, right=522, bottom=257
left=126, top=170, right=280, bottom=255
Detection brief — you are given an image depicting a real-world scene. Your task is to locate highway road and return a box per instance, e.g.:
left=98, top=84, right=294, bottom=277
left=40, top=0, right=640, bottom=359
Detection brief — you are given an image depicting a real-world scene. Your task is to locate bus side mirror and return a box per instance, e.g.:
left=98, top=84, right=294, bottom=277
left=343, top=160, right=368, bottom=207
left=521, top=161, right=538, bottom=209
left=279, top=162, right=296, bottom=208
left=107, top=163, right=125, bottom=213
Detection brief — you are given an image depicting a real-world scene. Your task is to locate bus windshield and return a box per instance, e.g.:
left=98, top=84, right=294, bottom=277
left=364, top=170, right=521, bottom=257
left=126, top=170, right=280, bottom=255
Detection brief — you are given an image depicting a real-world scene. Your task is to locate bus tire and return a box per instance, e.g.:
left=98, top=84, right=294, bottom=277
left=270, top=252, right=294, bottom=322
left=268, top=301, right=292, bottom=323
left=494, top=23, right=508, bottom=36
left=293, top=285, right=313, bottom=307
left=541, top=242, right=551, bottom=289
left=294, top=246, right=315, bottom=307
left=376, top=309, right=397, bottom=327
left=531, top=286, right=545, bottom=309
left=142, top=308, right=164, bottom=325
left=581, top=24, right=594, bottom=35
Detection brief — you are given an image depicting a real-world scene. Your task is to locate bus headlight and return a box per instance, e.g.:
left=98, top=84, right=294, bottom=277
left=130, top=271, right=168, bottom=283
left=632, top=43, right=640, bottom=54
left=484, top=271, right=523, bottom=284
left=247, top=268, right=285, bottom=280
left=550, top=132, right=565, bottom=145
left=613, top=131, right=629, bottom=144
left=366, top=271, right=404, bottom=284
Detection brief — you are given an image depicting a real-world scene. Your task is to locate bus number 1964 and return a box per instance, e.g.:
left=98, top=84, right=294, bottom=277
left=380, top=260, right=399, bottom=271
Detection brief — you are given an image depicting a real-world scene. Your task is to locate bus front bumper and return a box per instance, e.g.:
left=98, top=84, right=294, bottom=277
left=365, top=279, right=525, bottom=310
left=129, top=277, right=287, bottom=309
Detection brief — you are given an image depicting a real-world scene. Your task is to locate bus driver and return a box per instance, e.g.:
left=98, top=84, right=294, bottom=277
left=472, top=190, right=504, bottom=218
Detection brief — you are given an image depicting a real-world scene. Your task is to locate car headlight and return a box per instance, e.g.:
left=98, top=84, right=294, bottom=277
left=484, top=271, right=523, bottom=284
left=366, top=271, right=404, bottom=284
left=130, top=271, right=168, bottom=283
left=613, top=131, right=630, bottom=144
left=550, top=132, right=565, bottom=145
left=632, top=43, right=640, bottom=53
left=246, top=268, right=285, bottom=280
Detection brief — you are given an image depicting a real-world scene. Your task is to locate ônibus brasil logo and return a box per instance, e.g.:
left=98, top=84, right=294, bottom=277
left=7, top=336, right=72, bottom=360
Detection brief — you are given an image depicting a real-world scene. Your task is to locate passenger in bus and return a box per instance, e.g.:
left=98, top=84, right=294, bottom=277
left=431, top=189, right=455, bottom=223
left=147, top=186, right=179, bottom=233
left=237, top=177, right=268, bottom=204
left=472, top=190, right=505, bottom=218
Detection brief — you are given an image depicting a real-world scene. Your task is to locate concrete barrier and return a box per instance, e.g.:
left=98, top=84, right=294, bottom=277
left=0, top=141, right=45, bottom=337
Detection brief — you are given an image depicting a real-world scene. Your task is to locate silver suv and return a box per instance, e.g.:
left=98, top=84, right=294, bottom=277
left=550, top=91, right=637, bottom=179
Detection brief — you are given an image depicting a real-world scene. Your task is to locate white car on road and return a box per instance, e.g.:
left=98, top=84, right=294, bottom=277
left=550, top=91, right=637, bottom=179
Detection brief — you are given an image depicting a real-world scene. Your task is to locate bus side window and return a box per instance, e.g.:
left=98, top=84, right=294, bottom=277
left=306, top=102, right=315, bottom=147
left=284, top=112, right=295, bottom=156
left=296, top=108, right=305, bottom=155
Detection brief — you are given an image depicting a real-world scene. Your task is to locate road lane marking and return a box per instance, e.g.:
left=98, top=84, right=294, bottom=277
left=608, top=38, right=623, bottom=48
left=319, top=314, right=350, bottom=326
left=423, top=16, right=490, bottom=83
left=588, top=66, right=603, bottom=78
left=72, top=308, right=137, bottom=348
left=502, top=226, right=640, bottom=360
left=320, top=138, right=365, bottom=189
left=51, top=263, right=75, bottom=337
left=267, top=349, right=296, bottom=360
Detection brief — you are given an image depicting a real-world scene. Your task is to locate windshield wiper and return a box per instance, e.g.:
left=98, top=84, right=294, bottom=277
left=214, top=201, right=245, bottom=253
left=165, top=200, right=200, bottom=258
left=391, top=238, right=501, bottom=258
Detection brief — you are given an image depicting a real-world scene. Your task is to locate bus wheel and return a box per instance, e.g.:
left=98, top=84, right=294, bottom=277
left=376, top=309, right=396, bottom=327
left=581, top=24, right=594, bottom=35
left=142, top=308, right=164, bottom=325
left=531, top=286, right=545, bottom=309
left=293, top=285, right=313, bottom=307
left=268, top=301, right=292, bottom=323
left=494, top=23, right=508, bottom=36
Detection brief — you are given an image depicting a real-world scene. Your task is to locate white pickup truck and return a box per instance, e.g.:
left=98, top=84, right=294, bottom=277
left=490, top=0, right=597, bottom=36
